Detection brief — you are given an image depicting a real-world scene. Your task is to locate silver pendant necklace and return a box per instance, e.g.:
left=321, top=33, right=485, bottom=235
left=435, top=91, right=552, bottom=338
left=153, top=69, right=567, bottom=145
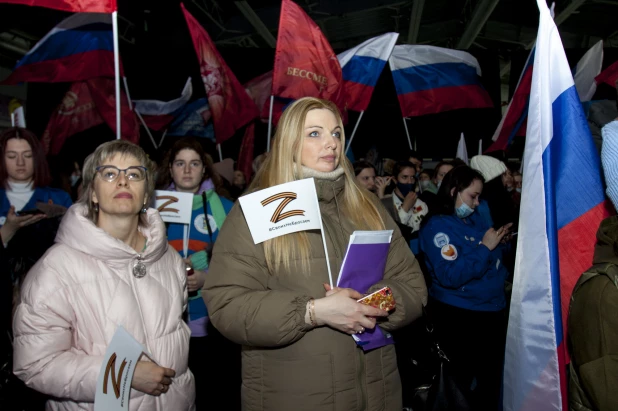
left=133, top=255, right=146, bottom=278
left=132, top=238, right=148, bottom=278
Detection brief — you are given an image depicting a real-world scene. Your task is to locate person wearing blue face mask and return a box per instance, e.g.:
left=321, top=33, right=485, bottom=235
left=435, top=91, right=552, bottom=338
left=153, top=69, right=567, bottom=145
left=419, top=165, right=512, bottom=411
left=381, top=161, right=428, bottom=252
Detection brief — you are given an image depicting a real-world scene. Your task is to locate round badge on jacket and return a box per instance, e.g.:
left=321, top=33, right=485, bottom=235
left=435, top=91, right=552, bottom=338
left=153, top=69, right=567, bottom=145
left=441, top=244, right=458, bottom=260
left=433, top=232, right=450, bottom=248
left=194, top=214, right=218, bottom=235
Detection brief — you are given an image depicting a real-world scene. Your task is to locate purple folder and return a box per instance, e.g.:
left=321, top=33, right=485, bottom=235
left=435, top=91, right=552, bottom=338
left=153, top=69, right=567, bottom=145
left=337, top=231, right=394, bottom=351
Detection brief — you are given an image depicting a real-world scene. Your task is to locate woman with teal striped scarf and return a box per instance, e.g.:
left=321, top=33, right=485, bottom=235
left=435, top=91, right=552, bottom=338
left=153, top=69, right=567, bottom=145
left=159, top=137, right=237, bottom=410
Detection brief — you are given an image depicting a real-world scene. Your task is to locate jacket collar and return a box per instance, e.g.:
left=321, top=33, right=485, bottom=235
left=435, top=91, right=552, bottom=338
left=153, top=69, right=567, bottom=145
left=298, top=165, right=345, bottom=203
left=56, top=203, right=169, bottom=265
left=593, top=216, right=618, bottom=266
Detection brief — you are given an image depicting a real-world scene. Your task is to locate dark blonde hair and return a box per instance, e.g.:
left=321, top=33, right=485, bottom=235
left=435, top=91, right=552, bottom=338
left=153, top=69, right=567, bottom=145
left=79, top=140, right=156, bottom=224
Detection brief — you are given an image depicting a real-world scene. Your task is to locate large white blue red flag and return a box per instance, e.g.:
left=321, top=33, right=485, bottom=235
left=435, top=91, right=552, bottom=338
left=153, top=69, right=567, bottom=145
left=388, top=45, right=493, bottom=117
left=504, top=1, right=611, bottom=410
left=337, top=33, right=398, bottom=112
left=1, top=13, right=118, bottom=84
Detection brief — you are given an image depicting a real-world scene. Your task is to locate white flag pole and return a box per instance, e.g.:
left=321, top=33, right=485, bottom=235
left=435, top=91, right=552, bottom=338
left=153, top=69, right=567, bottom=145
left=267, top=95, right=274, bottom=152
left=135, top=110, right=158, bottom=149
left=122, top=77, right=133, bottom=110
left=478, top=139, right=483, bottom=155
left=402, top=117, right=413, bottom=150
left=217, top=144, right=223, bottom=162
left=345, top=111, right=364, bottom=155
left=313, top=195, right=333, bottom=289
left=112, top=11, right=121, bottom=140
left=159, top=129, right=168, bottom=148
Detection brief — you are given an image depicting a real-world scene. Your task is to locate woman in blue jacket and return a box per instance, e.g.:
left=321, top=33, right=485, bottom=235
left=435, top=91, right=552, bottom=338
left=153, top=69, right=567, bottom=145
left=419, top=165, right=512, bottom=411
left=0, top=128, right=72, bottom=284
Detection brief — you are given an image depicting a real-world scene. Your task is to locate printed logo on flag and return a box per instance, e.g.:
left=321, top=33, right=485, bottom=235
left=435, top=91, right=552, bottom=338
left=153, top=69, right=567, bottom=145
left=239, top=178, right=322, bottom=244
left=95, top=326, right=150, bottom=411
left=152, top=190, right=193, bottom=225
left=261, top=192, right=305, bottom=223
left=103, top=353, right=127, bottom=399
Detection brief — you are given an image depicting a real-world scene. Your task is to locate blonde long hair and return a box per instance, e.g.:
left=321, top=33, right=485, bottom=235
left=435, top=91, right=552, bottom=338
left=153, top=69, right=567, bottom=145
left=251, top=97, right=384, bottom=273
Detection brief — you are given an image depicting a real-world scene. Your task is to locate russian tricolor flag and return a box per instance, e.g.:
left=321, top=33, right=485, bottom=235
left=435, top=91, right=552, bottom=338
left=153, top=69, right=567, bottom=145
left=486, top=49, right=534, bottom=153
left=503, top=1, right=611, bottom=410
left=388, top=45, right=493, bottom=117
left=337, top=33, right=398, bottom=112
left=1, top=13, right=118, bottom=84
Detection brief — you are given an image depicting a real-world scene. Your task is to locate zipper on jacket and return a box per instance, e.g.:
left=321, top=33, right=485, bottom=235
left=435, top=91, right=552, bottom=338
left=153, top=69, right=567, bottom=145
left=129, top=255, right=154, bottom=354
left=356, top=348, right=367, bottom=411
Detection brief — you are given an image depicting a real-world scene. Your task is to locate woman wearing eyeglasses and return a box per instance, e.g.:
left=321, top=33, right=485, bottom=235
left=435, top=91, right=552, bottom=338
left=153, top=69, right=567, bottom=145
left=158, top=137, right=237, bottom=411
left=12, top=140, right=195, bottom=410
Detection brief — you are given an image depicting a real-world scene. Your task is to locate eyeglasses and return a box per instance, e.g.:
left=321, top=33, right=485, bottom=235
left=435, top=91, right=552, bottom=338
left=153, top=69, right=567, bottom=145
left=95, top=166, right=147, bottom=182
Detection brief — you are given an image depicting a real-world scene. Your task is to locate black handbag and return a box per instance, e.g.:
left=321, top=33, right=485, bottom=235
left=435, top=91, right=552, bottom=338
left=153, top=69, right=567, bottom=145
left=409, top=309, right=472, bottom=411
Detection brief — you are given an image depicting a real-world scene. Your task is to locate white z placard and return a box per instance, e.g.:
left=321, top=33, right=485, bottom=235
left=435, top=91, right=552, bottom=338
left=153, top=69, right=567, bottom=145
left=238, top=178, right=322, bottom=244
left=94, top=326, right=151, bottom=411
left=152, top=190, right=193, bottom=225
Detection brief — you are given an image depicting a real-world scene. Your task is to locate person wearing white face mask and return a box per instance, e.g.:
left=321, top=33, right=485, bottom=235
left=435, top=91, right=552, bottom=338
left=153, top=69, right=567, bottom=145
left=419, top=165, right=512, bottom=411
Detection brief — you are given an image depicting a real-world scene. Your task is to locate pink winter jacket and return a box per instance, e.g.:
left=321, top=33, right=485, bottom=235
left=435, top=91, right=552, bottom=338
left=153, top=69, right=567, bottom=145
left=12, top=203, right=195, bottom=410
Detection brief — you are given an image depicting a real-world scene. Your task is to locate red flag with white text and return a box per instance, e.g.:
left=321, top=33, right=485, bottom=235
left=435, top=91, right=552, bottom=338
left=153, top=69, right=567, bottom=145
left=181, top=3, right=259, bottom=144
left=272, top=0, right=346, bottom=118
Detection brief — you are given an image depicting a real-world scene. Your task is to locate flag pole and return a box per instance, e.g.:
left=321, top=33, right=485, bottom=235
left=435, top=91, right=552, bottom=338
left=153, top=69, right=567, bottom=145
left=345, top=111, right=364, bottom=155
left=402, top=117, right=413, bottom=150
left=122, top=77, right=133, bottom=110
left=267, top=95, right=274, bottom=152
left=158, top=129, right=168, bottom=148
left=478, top=139, right=483, bottom=155
left=135, top=111, right=158, bottom=149
left=312, top=194, right=334, bottom=288
left=112, top=11, right=121, bottom=140
left=217, top=144, right=223, bottom=162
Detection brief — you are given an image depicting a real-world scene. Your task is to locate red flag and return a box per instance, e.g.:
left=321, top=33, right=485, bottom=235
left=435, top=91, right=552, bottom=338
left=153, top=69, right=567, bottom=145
left=42, top=77, right=139, bottom=155
left=244, top=71, right=272, bottom=124
left=42, top=81, right=103, bottom=154
left=272, top=0, right=346, bottom=116
left=88, top=77, right=139, bottom=144
left=181, top=3, right=259, bottom=144
left=0, top=0, right=116, bottom=12
left=595, top=60, right=618, bottom=88
left=238, top=122, right=255, bottom=182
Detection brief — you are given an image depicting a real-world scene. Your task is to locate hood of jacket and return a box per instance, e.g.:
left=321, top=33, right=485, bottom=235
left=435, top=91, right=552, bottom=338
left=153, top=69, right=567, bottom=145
left=299, top=165, right=345, bottom=204
left=56, top=203, right=169, bottom=269
left=593, top=215, right=618, bottom=265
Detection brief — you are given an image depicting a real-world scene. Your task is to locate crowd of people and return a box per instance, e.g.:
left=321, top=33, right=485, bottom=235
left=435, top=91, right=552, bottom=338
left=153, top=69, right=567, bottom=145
left=0, top=95, right=616, bottom=411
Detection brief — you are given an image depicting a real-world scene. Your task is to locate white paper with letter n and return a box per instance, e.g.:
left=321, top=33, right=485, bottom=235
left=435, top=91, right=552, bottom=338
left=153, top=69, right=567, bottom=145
left=94, top=326, right=149, bottom=411
left=152, top=190, right=193, bottom=225
left=238, top=178, right=321, bottom=244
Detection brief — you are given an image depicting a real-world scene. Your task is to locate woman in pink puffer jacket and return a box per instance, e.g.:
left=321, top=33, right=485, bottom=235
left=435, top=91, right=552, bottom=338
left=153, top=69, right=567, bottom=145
left=12, top=141, right=195, bottom=410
